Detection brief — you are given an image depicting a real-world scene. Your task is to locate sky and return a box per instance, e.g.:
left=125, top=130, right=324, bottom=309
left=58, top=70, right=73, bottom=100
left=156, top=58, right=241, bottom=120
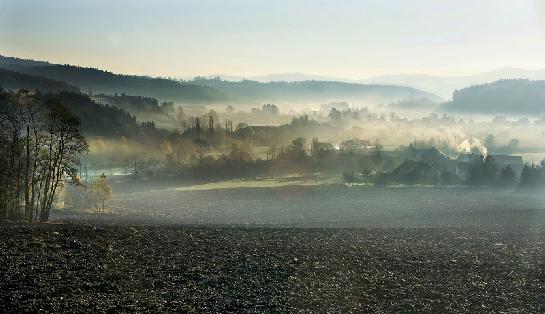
left=1, top=0, right=545, bottom=79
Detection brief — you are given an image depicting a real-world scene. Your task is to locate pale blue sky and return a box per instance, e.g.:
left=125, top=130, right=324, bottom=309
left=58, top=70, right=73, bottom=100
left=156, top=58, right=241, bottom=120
left=1, top=0, right=544, bottom=78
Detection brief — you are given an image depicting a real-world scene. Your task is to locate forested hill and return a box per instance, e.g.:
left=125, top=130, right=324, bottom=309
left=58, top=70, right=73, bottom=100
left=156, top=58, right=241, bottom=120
left=190, top=77, right=439, bottom=105
left=0, top=55, right=228, bottom=104
left=440, top=79, right=545, bottom=115
left=39, top=91, right=166, bottom=139
left=1, top=55, right=438, bottom=105
left=0, top=68, right=79, bottom=93
left=92, top=93, right=166, bottom=115
left=0, top=55, right=52, bottom=68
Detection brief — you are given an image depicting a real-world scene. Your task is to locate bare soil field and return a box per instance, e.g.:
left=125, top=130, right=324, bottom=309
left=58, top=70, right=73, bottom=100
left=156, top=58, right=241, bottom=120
left=2, top=185, right=545, bottom=312
left=2, top=223, right=545, bottom=312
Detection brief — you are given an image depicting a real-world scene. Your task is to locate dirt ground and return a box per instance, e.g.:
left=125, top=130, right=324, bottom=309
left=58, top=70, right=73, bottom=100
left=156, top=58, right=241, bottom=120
left=2, top=223, right=545, bottom=312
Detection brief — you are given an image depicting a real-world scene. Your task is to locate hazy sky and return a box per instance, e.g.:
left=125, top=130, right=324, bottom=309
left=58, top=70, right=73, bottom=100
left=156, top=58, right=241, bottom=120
left=1, top=0, right=545, bottom=79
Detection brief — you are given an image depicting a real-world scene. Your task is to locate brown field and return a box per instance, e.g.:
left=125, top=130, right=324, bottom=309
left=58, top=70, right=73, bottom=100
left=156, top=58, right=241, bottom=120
left=2, top=185, right=545, bottom=312
left=2, top=223, right=545, bottom=312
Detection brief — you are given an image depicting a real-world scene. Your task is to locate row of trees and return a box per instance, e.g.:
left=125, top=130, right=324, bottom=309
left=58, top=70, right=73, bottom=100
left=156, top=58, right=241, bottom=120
left=0, top=89, right=87, bottom=221
left=519, top=162, right=545, bottom=188
left=465, top=157, right=517, bottom=186
left=182, top=136, right=387, bottom=180
left=343, top=153, right=545, bottom=188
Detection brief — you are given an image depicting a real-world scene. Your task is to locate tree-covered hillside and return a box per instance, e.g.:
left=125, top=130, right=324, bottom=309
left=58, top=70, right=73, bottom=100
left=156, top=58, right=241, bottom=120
left=0, top=68, right=79, bottom=93
left=1, top=55, right=438, bottom=106
left=36, top=91, right=166, bottom=139
left=0, top=55, right=229, bottom=104
left=441, top=79, right=545, bottom=115
left=92, top=93, right=165, bottom=114
left=191, top=77, right=439, bottom=104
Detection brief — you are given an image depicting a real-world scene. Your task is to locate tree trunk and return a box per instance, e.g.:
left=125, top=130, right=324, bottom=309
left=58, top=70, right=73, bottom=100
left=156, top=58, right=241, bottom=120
left=24, top=124, right=31, bottom=220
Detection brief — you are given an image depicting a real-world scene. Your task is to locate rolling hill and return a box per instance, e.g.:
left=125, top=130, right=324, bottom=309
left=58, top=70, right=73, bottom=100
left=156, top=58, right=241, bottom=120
left=0, top=68, right=79, bottom=93
left=190, top=77, right=439, bottom=106
left=0, top=55, right=438, bottom=106
left=439, top=79, right=545, bottom=115
left=366, top=68, right=545, bottom=100
left=0, top=55, right=227, bottom=104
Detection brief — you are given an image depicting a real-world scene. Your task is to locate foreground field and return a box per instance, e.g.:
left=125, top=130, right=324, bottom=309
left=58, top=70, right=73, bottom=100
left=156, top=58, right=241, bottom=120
left=1, top=223, right=545, bottom=312
left=3, top=185, right=545, bottom=312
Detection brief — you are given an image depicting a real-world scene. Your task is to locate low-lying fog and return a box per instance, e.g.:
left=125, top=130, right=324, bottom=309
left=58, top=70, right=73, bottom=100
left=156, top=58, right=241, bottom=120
left=86, top=100, right=545, bottom=171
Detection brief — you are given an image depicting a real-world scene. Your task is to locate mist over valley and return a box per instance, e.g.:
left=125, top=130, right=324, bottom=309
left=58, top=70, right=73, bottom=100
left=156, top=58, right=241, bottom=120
left=2, top=1, right=545, bottom=312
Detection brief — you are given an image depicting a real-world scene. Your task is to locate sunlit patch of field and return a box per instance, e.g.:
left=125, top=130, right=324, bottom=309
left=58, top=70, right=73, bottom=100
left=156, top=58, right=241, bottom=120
left=201, top=146, right=276, bottom=160
left=54, top=183, right=545, bottom=228
left=171, top=174, right=340, bottom=191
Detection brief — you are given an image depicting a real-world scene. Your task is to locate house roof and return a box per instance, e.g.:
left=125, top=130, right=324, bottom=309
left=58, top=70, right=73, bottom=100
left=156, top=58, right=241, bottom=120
left=456, top=154, right=481, bottom=163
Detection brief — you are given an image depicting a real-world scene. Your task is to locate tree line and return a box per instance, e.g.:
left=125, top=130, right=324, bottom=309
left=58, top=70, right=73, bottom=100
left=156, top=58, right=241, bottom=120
left=0, top=89, right=87, bottom=221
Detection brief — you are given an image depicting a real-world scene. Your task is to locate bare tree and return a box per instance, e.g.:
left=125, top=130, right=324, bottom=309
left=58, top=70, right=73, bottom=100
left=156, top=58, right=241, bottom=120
left=0, top=90, right=88, bottom=222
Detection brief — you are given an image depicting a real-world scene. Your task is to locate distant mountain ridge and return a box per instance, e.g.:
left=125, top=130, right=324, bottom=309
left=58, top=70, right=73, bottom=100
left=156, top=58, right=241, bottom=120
left=0, top=55, right=226, bottom=104
left=365, top=68, right=545, bottom=99
left=214, top=67, right=545, bottom=100
left=3, top=55, right=544, bottom=123
left=191, top=77, right=439, bottom=105
left=0, top=55, right=438, bottom=106
left=211, top=72, right=348, bottom=83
